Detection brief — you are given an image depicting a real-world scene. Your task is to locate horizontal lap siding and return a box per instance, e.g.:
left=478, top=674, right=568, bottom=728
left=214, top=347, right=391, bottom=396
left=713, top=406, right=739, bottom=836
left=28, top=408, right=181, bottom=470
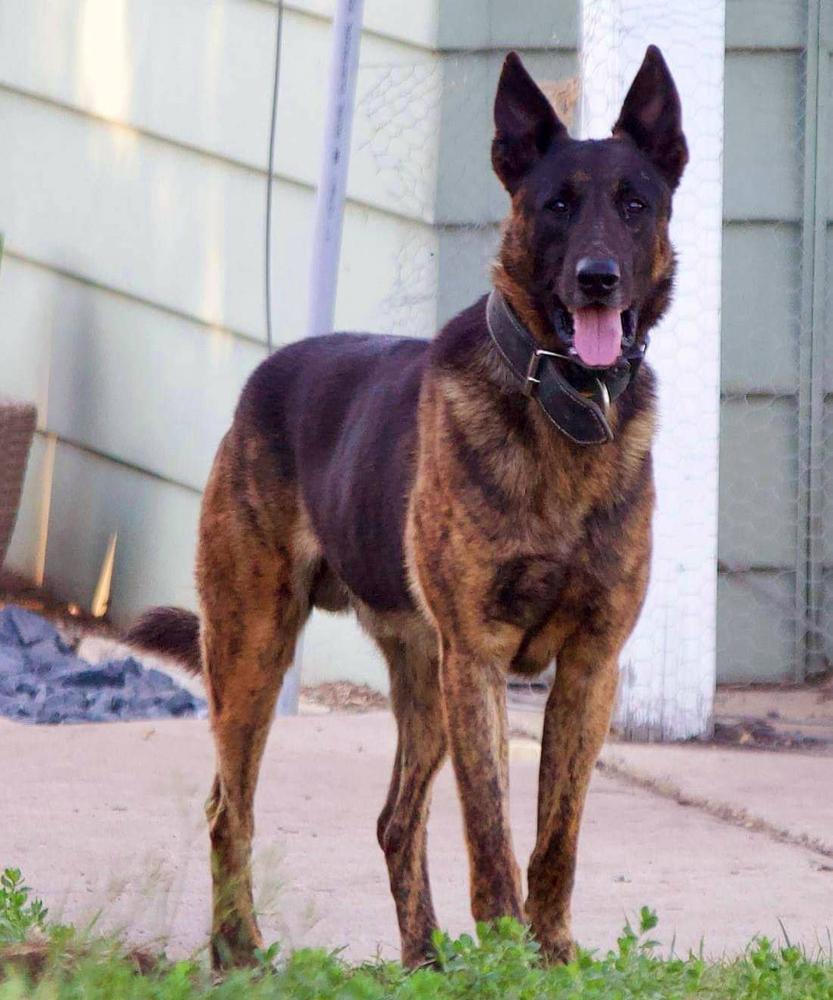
left=263, top=0, right=439, bottom=50
left=0, top=255, right=257, bottom=491
left=0, top=0, right=440, bottom=661
left=6, top=435, right=201, bottom=613
left=262, top=0, right=577, bottom=51
left=1, top=0, right=576, bottom=690
left=717, top=571, right=796, bottom=684
left=0, top=90, right=440, bottom=346
left=718, top=6, right=805, bottom=681
left=0, top=1, right=441, bottom=223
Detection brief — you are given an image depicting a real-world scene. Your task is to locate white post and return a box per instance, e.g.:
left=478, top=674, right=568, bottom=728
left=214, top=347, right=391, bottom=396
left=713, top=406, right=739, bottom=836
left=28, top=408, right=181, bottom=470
left=277, top=0, right=365, bottom=715
left=305, top=0, right=365, bottom=339
left=581, top=1, right=725, bottom=739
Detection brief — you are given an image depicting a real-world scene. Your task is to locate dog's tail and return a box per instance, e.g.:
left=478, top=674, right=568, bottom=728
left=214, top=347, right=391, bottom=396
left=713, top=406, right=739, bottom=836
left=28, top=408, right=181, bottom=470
left=124, top=606, right=202, bottom=675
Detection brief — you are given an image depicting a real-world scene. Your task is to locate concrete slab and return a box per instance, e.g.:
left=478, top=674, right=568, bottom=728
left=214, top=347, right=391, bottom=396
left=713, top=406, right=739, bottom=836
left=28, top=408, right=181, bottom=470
left=600, top=741, right=833, bottom=856
left=1, top=713, right=831, bottom=962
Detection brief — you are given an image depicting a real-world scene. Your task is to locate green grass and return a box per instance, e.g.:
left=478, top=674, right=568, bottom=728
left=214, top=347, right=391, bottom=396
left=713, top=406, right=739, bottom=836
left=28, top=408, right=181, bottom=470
left=2, top=869, right=833, bottom=998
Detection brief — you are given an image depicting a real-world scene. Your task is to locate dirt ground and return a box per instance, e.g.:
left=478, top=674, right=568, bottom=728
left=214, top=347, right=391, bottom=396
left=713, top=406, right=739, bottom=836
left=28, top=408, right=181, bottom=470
left=2, top=710, right=832, bottom=964
left=713, top=684, right=833, bottom=750
left=506, top=679, right=833, bottom=752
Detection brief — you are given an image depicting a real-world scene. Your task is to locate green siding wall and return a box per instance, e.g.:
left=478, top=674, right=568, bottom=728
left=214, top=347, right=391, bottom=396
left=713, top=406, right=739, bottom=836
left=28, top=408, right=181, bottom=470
left=718, top=0, right=833, bottom=682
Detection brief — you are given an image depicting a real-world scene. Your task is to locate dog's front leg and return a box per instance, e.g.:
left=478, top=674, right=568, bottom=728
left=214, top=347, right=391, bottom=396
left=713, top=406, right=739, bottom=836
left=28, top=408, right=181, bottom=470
left=441, top=642, right=524, bottom=925
left=525, top=634, right=620, bottom=963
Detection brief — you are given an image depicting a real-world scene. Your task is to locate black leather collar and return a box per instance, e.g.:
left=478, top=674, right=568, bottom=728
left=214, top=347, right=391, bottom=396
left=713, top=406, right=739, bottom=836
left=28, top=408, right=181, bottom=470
left=485, top=289, right=647, bottom=445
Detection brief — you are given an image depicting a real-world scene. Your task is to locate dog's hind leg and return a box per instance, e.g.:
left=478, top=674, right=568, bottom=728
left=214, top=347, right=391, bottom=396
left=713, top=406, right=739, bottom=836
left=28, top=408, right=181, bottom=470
left=375, top=633, right=447, bottom=968
left=197, top=438, right=307, bottom=971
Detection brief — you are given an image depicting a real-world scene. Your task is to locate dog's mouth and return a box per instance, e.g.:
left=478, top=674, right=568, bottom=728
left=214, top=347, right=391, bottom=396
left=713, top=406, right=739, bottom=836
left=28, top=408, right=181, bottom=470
left=553, top=304, right=638, bottom=369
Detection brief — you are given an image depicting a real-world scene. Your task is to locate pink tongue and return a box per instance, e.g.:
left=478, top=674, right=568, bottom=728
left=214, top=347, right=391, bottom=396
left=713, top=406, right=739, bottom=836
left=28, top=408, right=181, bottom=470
left=572, top=307, right=623, bottom=367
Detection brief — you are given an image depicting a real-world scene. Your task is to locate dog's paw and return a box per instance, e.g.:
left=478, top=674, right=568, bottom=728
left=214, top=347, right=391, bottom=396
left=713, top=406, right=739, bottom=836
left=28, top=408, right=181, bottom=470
left=539, top=933, right=576, bottom=965
left=528, top=914, right=576, bottom=965
left=210, top=918, right=263, bottom=973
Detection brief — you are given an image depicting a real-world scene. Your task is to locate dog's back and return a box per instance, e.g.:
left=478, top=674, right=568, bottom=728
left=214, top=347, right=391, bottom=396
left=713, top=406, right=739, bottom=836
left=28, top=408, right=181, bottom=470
left=239, top=331, right=429, bottom=610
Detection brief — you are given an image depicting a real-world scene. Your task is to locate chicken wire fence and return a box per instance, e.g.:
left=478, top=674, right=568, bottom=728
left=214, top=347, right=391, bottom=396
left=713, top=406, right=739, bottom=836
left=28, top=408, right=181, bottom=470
left=716, top=1, right=831, bottom=691
left=333, top=0, right=830, bottom=730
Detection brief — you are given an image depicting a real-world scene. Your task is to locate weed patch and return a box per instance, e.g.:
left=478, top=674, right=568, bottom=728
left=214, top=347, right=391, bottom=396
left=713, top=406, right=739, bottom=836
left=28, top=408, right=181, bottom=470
left=1, top=871, right=831, bottom=998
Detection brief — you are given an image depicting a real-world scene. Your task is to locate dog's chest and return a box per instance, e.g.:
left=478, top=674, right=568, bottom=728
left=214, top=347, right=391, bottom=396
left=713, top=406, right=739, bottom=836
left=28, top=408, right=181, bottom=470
left=484, top=513, right=609, bottom=631
left=486, top=545, right=613, bottom=676
left=485, top=552, right=568, bottom=629
left=481, top=453, right=646, bottom=669
left=412, top=362, right=655, bottom=665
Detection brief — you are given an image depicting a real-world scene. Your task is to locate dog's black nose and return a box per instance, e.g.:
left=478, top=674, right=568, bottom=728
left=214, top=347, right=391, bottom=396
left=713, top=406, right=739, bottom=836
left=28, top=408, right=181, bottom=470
left=576, top=257, right=620, bottom=298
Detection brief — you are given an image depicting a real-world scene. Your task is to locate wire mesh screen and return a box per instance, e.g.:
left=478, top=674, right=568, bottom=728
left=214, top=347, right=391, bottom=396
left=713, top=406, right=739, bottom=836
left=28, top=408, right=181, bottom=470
left=310, top=0, right=829, bottom=722
left=300, top=39, right=583, bottom=693
left=349, top=60, right=444, bottom=337
left=315, top=3, right=724, bottom=734
left=717, top=32, right=806, bottom=686
left=580, top=0, right=724, bottom=737
left=580, top=0, right=832, bottom=693
left=718, top=3, right=830, bottom=688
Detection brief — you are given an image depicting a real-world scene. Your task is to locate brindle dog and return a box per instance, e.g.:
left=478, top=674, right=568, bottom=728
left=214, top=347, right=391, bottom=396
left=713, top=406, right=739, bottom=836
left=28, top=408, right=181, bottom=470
left=128, top=46, right=687, bottom=971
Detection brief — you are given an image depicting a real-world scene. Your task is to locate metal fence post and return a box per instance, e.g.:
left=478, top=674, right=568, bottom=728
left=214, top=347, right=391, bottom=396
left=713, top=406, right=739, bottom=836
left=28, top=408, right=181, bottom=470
left=276, top=0, right=365, bottom=715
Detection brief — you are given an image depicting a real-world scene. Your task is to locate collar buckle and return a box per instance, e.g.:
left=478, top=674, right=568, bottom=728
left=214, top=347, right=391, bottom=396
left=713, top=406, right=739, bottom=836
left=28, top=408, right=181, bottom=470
left=523, top=348, right=563, bottom=397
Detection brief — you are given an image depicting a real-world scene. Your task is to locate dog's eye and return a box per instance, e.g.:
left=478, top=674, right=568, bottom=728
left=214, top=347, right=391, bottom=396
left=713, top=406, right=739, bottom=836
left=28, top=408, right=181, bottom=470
left=625, top=198, right=646, bottom=215
left=546, top=198, right=569, bottom=215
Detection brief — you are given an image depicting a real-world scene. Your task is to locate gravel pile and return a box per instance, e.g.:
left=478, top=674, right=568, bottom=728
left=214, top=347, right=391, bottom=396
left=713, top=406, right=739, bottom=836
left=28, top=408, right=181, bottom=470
left=0, top=604, right=206, bottom=724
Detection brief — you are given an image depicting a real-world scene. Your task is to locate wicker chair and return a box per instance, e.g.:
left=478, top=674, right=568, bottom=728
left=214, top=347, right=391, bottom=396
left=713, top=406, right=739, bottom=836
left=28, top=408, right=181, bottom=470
left=0, top=400, right=37, bottom=568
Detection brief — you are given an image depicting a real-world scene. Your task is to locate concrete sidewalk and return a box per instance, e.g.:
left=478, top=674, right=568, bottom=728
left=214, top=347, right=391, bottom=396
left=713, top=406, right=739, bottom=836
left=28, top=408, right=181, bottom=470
left=2, top=712, right=831, bottom=962
left=599, top=742, right=833, bottom=856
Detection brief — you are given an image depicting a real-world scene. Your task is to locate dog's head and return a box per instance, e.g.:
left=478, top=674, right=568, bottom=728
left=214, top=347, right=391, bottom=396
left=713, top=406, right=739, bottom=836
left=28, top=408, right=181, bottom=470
left=492, top=46, right=688, bottom=369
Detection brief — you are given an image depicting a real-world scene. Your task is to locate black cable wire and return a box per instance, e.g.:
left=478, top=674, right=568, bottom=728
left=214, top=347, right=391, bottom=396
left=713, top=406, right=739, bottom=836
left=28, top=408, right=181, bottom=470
left=265, top=0, right=285, bottom=356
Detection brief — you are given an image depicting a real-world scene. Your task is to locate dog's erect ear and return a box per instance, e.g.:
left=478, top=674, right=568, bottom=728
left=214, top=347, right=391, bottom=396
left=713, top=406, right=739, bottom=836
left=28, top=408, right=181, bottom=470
left=492, top=52, right=567, bottom=193
left=613, top=45, right=688, bottom=190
